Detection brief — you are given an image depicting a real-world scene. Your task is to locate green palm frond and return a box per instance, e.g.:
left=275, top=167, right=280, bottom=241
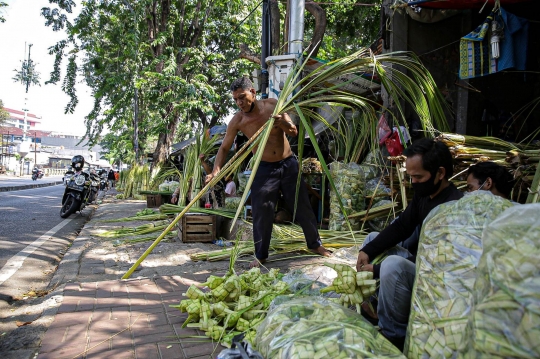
left=123, top=48, right=449, bottom=278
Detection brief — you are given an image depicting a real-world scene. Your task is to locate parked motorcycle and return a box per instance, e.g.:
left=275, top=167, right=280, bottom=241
left=60, top=155, right=92, bottom=218
left=88, top=171, right=100, bottom=203
left=31, top=168, right=44, bottom=181
left=98, top=169, right=108, bottom=190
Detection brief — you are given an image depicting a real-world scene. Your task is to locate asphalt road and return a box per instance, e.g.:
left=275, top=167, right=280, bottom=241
left=0, top=176, right=64, bottom=188
left=0, top=185, right=89, bottom=305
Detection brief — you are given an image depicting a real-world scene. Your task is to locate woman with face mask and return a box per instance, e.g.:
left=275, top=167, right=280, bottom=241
left=466, top=161, right=515, bottom=199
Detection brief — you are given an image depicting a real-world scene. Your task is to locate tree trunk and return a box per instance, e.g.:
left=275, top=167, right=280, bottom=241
left=305, top=2, right=326, bottom=58
left=270, top=0, right=281, bottom=55
left=152, top=111, right=179, bottom=168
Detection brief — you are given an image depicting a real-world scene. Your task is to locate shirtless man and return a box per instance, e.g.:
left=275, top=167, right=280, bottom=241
left=205, top=77, right=331, bottom=267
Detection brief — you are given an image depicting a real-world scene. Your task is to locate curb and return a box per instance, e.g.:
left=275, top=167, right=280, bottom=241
left=0, top=181, right=64, bottom=192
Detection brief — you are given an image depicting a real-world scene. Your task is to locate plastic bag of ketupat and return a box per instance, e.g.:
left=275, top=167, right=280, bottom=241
left=255, top=297, right=406, bottom=359
left=462, top=204, right=540, bottom=359
left=404, top=192, right=514, bottom=359
left=328, top=162, right=366, bottom=231
left=268, top=266, right=340, bottom=310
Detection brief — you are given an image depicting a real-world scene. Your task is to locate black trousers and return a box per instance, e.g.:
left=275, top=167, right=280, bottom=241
left=251, top=156, right=322, bottom=260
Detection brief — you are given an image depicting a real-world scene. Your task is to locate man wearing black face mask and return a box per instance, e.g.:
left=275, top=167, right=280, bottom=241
left=355, top=138, right=462, bottom=350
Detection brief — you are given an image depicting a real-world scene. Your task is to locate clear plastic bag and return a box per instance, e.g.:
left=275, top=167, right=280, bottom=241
left=365, top=178, right=392, bottom=197
left=465, top=204, right=540, bottom=359
left=405, top=192, right=514, bottom=359
left=367, top=199, right=393, bottom=232
left=256, top=297, right=406, bottom=359
left=158, top=181, right=171, bottom=192
left=329, top=162, right=366, bottom=231
left=168, top=180, right=179, bottom=193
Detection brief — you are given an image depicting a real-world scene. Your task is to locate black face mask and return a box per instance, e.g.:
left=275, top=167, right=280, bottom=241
left=412, top=171, right=442, bottom=197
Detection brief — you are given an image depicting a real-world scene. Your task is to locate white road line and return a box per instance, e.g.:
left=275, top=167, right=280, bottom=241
left=0, top=218, right=73, bottom=286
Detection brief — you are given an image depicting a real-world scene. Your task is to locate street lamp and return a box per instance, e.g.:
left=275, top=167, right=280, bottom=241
left=122, top=0, right=139, bottom=164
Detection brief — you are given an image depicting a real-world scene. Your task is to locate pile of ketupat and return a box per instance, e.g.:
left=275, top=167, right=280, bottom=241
left=256, top=297, right=405, bottom=359
left=171, top=267, right=290, bottom=347
left=405, top=192, right=514, bottom=358
left=465, top=203, right=540, bottom=358
left=320, top=263, right=377, bottom=311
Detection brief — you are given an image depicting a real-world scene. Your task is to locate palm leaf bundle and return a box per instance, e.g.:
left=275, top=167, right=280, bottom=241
left=437, top=132, right=540, bottom=203
left=117, top=164, right=150, bottom=199
left=122, top=49, right=449, bottom=279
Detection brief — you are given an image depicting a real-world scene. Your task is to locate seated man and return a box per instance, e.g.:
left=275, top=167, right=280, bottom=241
left=466, top=161, right=515, bottom=199
left=356, top=138, right=463, bottom=350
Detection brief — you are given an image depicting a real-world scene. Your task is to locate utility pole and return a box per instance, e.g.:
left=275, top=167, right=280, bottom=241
left=122, top=0, right=139, bottom=163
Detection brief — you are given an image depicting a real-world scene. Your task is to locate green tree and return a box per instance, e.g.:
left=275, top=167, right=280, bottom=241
left=0, top=2, right=7, bottom=23
left=42, top=0, right=261, bottom=167
left=0, top=99, right=9, bottom=127
left=305, top=0, right=381, bottom=60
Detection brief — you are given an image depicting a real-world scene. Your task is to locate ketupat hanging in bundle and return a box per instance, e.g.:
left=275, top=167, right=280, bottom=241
left=405, top=192, right=514, bottom=359
left=328, top=162, right=367, bottom=231
left=171, top=267, right=290, bottom=347
left=255, top=297, right=405, bottom=359
left=319, top=263, right=377, bottom=310
left=464, top=204, right=540, bottom=359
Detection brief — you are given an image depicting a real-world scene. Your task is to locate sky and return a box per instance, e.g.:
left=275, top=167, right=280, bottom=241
left=0, top=0, right=93, bottom=136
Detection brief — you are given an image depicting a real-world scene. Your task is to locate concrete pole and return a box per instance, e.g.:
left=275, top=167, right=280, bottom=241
left=288, top=0, right=305, bottom=55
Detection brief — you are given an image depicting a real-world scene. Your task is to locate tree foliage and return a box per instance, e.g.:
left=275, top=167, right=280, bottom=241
left=305, top=0, right=381, bottom=60
left=0, top=99, right=9, bottom=127
left=40, top=0, right=381, bottom=167
left=42, top=0, right=261, bottom=166
left=0, top=2, right=7, bottom=23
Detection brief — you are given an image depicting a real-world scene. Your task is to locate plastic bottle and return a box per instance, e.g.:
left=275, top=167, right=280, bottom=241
left=213, top=239, right=233, bottom=247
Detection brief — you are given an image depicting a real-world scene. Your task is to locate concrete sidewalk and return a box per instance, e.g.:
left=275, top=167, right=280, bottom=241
left=0, top=175, right=64, bottom=192
left=33, top=189, right=329, bottom=359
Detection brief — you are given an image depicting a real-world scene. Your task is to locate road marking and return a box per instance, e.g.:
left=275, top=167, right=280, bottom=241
left=0, top=218, right=73, bottom=286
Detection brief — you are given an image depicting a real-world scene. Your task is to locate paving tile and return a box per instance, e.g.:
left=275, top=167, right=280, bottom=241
left=91, top=309, right=111, bottom=322
left=132, top=326, right=176, bottom=346
left=96, top=296, right=130, bottom=309
left=92, top=267, right=106, bottom=275
left=158, top=342, right=185, bottom=359
left=95, top=289, right=112, bottom=298
left=77, top=297, right=96, bottom=311
left=40, top=329, right=88, bottom=353
left=64, top=283, right=81, bottom=292
left=160, top=292, right=183, bottom=300
left=130, top=305, right=164, bottom=314
left=110, top=329, right=134, bottom=348
left=52, top=311, right=92, bottom=327
left=57, top=303, right=78, bottom=314
left=85, top=346, right=135, bottom=359
left=166, top=312, right=185, bottom=325
left=134, top=344, right=159, bottom=359
left=182, top=342, right=218, bottom=358
left=36, top=344, right=87, bottom=359
left=172, top=324, right=196, bottom=336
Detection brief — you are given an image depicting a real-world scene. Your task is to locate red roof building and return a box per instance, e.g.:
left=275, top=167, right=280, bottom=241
left=3, top=107, right=42, bottom=131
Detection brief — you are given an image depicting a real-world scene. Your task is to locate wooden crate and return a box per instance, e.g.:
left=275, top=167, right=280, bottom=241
left=146, top=194, right=162, bottom=208
left=177, top=213, right=216, bottom=243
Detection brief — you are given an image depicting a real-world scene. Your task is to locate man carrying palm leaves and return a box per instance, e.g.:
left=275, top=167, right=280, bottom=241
left=205, top=77, right=331, bottom=268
